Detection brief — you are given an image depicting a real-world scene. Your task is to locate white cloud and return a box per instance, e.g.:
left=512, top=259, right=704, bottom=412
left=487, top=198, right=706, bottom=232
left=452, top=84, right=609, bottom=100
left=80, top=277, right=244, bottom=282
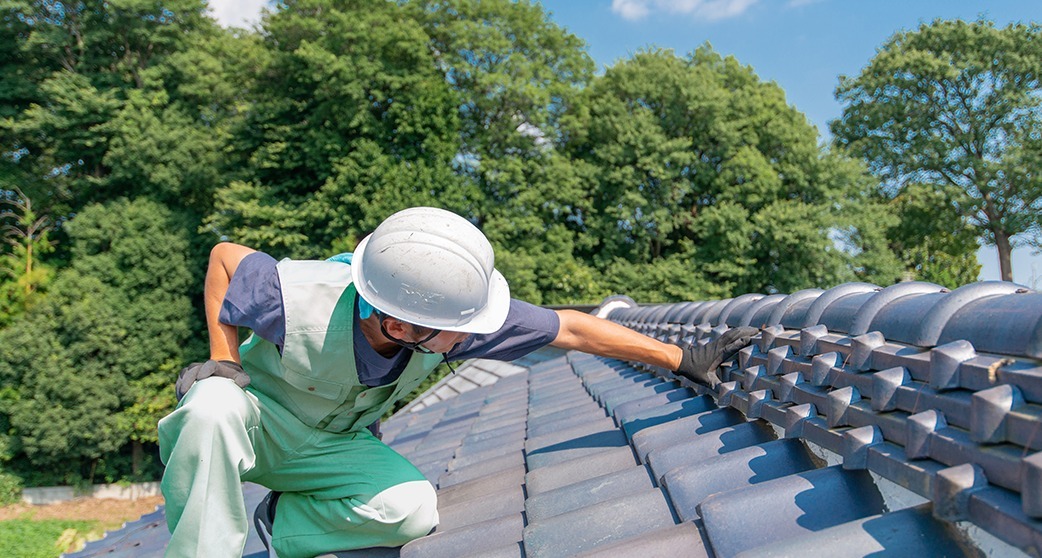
left=611, top=0, right=759, bottom=22
left=207, top=0, right=269, bottom=29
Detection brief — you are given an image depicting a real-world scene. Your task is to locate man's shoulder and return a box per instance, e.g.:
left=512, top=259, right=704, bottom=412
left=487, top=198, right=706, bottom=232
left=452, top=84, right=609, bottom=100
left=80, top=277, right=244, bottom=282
left=276, top=258, right=353, bottom=287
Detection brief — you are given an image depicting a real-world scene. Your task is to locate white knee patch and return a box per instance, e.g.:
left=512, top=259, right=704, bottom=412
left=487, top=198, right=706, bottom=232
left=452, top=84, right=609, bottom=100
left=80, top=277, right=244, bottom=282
left=359, top=480, right=439, bottom=538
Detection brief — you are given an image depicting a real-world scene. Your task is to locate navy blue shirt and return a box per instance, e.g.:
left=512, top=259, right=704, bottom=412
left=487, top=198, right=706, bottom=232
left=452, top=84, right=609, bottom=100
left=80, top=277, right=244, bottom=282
left=219, top=252, right=561, bottom=387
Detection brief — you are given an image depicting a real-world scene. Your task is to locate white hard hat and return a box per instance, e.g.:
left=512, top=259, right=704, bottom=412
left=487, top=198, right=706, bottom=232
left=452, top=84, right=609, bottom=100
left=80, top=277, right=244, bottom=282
left=352, top=207, right=511, bottom=334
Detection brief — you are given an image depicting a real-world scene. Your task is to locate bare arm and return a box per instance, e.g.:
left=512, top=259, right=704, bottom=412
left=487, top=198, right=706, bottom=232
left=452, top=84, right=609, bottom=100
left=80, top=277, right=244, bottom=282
left=550, top=309, right=682, bottom=371
left=205, top=242, right=256, bottom=362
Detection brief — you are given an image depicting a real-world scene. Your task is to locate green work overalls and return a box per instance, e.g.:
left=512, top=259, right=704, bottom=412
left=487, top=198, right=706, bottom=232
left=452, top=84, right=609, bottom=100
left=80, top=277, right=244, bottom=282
left=158, top=260, right=444, bottom=557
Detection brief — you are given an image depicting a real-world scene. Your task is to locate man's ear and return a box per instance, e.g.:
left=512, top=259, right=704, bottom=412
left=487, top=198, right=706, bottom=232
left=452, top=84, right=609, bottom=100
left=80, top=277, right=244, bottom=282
left=381, top=316, right=410, bottom=338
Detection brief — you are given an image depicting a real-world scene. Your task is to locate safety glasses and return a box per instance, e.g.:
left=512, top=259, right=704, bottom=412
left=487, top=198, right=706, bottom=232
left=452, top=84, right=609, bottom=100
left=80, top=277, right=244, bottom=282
left=377, top=313, right=441, bottom=354
left=375, top=312, right=459, bottom=375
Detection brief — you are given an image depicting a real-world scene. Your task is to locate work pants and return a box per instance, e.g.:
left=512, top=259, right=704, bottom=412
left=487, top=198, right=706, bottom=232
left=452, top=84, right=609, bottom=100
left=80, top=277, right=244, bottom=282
left=158, top=378, right=438, bottom=558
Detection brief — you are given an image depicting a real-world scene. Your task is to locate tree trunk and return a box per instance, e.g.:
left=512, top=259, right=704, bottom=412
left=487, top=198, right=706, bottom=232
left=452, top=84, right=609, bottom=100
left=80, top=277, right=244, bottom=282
left=995, top=231, right=1013, bottom=282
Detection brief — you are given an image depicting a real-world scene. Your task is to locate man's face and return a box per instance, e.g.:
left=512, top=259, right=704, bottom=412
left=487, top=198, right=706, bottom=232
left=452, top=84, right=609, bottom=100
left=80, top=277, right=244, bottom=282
left=381, top=316, right=471, bottom=354
left=406, top=326, right=471, bottom=354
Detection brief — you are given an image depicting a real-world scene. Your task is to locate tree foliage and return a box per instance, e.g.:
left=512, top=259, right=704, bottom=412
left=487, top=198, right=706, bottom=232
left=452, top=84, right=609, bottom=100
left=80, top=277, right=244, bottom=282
left=0, top=188, right=53, bottom=325
left=0, top=1, right=984, bottom=484
left=564, top=47, right=902, bottom=297
left=833, top=19, right=1042, bottom=281
left=0, top=198, right=193, bottom=483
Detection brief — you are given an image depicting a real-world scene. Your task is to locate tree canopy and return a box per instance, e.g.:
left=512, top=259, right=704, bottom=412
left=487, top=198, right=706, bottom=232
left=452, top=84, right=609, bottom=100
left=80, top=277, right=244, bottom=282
left=832, top=19, right=1042, bottom=281
left=0, top=0, right=989, bottom=486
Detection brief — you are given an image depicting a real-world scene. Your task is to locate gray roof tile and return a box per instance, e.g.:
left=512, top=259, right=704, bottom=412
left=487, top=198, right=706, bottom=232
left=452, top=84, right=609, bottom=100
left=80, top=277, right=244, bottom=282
left=575, top=522, right=708, bottom=558
left=522, top=489, right=676, bottom=557
left=607, top=386, right=697, bottom=421
left=699, top=466, right=885, bottom=557
left=399, top=514, right=523, bottom=558
left=645, top=420, right=777, bottom=480
left=732, top=504, right=969, bottom=558
left=455, top=424, right=527, bottom=450
left=618, top=395, right=716, bottom=440
left=524, top=465, right=655, bottom=522
left=525, top=445, right=638, bottom=495
left=525, top=428, right=628, bottom=470
left=630, top=407, right=747, bottom=461
left=435, top=486, right=525, bottom=531
left=525, top=403, right=606, bottom=437
left=524, top=416, right=617, bottom=453
left=437, top=451, right=525, bottom=488
left=75, top=282, right=1042, bottom=557
left=434, top=465, right=526, bottom=508
left=446, top=448, right=524, bottom=473
left=662, top=438, right=820, bottom=521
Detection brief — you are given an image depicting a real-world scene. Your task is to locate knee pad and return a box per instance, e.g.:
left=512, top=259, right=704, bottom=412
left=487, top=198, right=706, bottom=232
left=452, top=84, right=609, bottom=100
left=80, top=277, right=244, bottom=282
left=367, top=480, right=439, bottom=540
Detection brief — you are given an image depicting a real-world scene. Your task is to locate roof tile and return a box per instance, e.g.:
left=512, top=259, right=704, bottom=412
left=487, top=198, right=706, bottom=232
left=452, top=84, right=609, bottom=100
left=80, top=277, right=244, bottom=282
left=524, top=465, right=655, bottom=522
left=522, top=489, right=676, bottom=557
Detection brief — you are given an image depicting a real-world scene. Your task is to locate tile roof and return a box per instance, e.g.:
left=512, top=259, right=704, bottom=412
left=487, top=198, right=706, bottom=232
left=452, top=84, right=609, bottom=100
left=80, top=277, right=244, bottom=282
left=68, top=280, right=1042, bottom=557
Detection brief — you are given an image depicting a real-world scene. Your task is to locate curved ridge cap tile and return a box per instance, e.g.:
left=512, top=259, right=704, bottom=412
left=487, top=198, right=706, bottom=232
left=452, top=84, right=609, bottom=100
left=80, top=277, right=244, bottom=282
left=766, top=288, right=825, bottom=326
left=816, top=291, right=875, bottom=335
left=674, top=301, right=710, bottom=324
left=937, top=291, right=1042, bottom=359
left=717, top=294, right=765, bottom=326
left=647, top=304, right=674, bottom=324
left=694, top=299, right=733, bottom=326
left=663, top=301, right=699, bottom=323
left=598, top=295, right=638, bottom=320
left=803, top=282, right=881, bottom=329
left=633, top=305, right=658, bottom=323
left=913, top=281, right=1031, bottom=347
left=732, top=293, right=786, bottom=327
left=849, top=281, right=947, bottom=336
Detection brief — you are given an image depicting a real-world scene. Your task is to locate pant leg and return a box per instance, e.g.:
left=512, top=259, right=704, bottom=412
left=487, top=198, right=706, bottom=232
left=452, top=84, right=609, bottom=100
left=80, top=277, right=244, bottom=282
left=158, top=377, right=262, bottom=558
left=251, top=428, right=439, bottom=557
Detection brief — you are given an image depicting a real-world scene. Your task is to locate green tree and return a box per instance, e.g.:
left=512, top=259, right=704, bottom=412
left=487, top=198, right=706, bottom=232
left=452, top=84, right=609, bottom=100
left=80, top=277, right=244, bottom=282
left=2, top=0, right=242, bottom=226
left=0, top=188, right=53, bottom=326
left=412, top=0, right=593, bottom=159
left=887, top=184, right=981, bottom=287
left=832, top=19, right=1042, bottom=281
left=0, top=198, right=193, bottom=483
left=208, top=0, right=602, bottom=307
left=0, top=272, right=129, bottom=484
left=565, top=47, right=902, bottom=297
left=411, top=0, right=597, bottom=303
left=208, top=0, right=466, bottom=257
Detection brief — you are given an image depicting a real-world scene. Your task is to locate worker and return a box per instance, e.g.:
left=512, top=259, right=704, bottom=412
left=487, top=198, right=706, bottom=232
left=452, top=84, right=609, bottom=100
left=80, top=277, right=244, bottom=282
left=158, top=207, right=756, bottom=557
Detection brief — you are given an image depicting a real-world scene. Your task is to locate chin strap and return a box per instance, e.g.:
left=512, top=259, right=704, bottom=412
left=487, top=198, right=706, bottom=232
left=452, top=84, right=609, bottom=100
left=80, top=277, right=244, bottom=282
left=442, top=353, right=457, bottom=375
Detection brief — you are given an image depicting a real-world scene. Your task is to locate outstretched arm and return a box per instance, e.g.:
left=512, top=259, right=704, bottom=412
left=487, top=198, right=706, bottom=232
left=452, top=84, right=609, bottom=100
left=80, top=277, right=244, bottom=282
left=550, top=309, right=758, bottom=388
left=550, top=310, right=682, bottom=370
left=204, top=242, right=256, bottom=362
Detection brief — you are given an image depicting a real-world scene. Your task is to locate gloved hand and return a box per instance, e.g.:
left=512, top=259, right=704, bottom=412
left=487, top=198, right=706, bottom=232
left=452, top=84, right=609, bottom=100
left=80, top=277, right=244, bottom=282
left=675, top=327, right=758, bottom=388
left=175, top=360, right=251, bottom=401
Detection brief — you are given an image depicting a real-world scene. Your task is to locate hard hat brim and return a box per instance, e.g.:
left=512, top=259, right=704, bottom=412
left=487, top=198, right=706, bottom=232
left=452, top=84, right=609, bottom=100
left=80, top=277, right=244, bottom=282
left=351, top=232, right=512, bottom=335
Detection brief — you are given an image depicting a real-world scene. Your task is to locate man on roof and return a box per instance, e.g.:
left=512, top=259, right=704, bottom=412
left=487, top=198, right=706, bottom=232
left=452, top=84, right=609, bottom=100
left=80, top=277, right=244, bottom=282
left=159, top=207, right=756, bottom=558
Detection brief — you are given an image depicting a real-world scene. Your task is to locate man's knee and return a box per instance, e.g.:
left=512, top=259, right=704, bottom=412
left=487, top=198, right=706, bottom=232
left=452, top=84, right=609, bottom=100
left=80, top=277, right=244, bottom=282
left=168, top=377, right=254, bottom=423
left=158, top=378, right=257, bottom=462
left=370, top=480, right=439, bottom=541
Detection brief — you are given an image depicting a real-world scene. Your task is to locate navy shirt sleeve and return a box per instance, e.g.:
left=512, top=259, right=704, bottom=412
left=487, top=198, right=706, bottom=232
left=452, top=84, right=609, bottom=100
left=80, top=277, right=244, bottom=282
left=220, top=253, right=561, bottom=382
left=220, top=253, right=407, bottom=387
left=218, top=252, right=287, bottom=348
left=447, top=299, right=560, bottom=362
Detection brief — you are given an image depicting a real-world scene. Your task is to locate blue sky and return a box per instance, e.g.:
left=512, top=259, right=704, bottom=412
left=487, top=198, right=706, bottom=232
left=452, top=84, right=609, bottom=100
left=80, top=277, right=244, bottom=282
left=534, top=0, right=1042, bottom=286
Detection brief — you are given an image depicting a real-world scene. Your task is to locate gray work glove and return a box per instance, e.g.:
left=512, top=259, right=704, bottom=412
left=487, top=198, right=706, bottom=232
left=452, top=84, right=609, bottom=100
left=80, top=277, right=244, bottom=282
left=175, top=360, right=251, bottom=402
left=675, top=327, right=758, bottom=389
